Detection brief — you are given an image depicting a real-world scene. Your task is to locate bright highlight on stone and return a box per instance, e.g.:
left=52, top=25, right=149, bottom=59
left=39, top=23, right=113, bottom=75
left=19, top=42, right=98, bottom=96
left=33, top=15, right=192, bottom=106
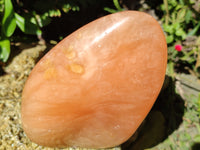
left=21, top=11, right=167, bottom=149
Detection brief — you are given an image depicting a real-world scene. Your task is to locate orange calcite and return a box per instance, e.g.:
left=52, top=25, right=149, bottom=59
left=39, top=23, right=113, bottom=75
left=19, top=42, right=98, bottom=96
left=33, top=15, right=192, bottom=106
left=21, top=11, right=167, bottom=148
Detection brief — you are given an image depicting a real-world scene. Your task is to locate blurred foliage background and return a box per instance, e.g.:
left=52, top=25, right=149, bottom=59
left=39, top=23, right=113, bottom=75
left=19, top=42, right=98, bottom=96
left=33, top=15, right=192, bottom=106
left=0, top=0, right=200, bottom=150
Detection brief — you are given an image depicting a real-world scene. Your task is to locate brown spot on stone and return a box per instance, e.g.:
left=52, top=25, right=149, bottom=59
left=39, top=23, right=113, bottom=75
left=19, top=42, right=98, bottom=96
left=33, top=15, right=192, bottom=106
left=68, top=63, right=84, bottom=74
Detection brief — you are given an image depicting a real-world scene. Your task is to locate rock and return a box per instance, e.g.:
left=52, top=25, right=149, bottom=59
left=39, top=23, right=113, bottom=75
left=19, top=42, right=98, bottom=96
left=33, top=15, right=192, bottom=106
left=21, top=11, right=167, bottom=148
left=176, top=73, right=200, bottom=100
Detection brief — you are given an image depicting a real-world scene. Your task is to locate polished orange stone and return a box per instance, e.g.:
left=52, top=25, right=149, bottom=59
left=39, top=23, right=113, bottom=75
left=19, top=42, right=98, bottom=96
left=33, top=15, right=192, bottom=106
left=21, top=11, right=167, bottom=148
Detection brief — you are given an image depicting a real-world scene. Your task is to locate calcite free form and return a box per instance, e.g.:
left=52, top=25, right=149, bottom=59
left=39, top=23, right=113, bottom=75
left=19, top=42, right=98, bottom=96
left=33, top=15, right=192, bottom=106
left=21, top=11, right=167, bottom=148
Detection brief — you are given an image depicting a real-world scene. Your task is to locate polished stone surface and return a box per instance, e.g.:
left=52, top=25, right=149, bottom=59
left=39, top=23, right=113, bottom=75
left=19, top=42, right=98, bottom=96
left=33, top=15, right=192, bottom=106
left=21, top=11, right=167, bottom=148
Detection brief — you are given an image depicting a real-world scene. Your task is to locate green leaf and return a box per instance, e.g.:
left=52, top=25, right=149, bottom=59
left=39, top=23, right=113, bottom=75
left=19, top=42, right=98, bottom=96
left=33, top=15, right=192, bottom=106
left=2, top=0, right=16, bottom=37
left=35, top=13, right=51, bottom=28
left=104, top=7, right=118, bottom=13
left=166, top=35, right=174, bottom=44
left=175, top=5, right=183, bottom=11
left=177, top=8, right=186, bottom=23
left=160, top=4, right=165, bottom=11
left=169, top=0, right=178, bottom=7
left=48, top=9, right=61, bottom=17
left=188, top=22, right=200, bottom=36
left=185, top=10, right=192, bottom=24
left=104, top=0, right=123, bottom=14
left=189, top=0, right=195, bottom=4
left=175, top=28, right=186, bottom=37
left=179, top=0, right=185, bottom=5
left=167, top=61, right=175, bottom=77
left=194, top=135, right=200, bottom=142
left=62, top=4, right=72, bottom=13
left=0, top=38, right=10, bottom=62
left=15, top=13, right=42, bottom=35
left=173, top=22, right=180, bottom=30
left=0, top=0, right=4, bottom=12
left=113, top=0, right=123, bottom=11
left=163, top=24, right=174, bottom=34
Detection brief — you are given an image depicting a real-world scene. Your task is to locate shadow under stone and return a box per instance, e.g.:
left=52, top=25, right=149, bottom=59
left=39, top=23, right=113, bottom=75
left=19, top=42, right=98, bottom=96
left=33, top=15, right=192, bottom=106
left=192, top=143, right=200, bottom=150
left=121, top=75, right=185, bottom=150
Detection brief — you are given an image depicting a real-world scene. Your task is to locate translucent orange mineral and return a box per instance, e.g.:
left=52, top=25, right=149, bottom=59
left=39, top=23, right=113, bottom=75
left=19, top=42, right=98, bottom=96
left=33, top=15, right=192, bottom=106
left=21, top=11, right=167, bottom=148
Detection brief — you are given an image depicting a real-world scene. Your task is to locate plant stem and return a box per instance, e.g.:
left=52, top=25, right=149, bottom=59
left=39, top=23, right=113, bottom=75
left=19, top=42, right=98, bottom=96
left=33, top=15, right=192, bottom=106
left=113, top=0, right=122, bottom=11
left=163, top=0, right=169, bottom=25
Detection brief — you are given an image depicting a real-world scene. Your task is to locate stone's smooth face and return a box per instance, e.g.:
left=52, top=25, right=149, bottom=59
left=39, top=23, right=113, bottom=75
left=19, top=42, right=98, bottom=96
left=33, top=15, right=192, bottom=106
left=21, top=11, right=167, bottom=148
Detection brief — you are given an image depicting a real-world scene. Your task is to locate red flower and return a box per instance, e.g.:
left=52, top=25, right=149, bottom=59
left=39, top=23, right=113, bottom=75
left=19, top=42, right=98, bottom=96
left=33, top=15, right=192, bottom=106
left=175, top=44, right=182, bottom=52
